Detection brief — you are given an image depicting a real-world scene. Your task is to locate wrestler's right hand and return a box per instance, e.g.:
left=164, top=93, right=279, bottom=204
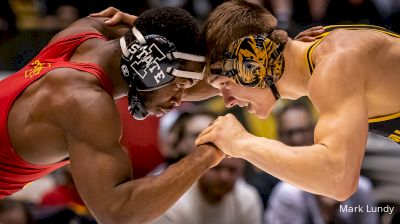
left=89, top=7, right=137, bottom=26
left=294, top=26, right=325, bottom=42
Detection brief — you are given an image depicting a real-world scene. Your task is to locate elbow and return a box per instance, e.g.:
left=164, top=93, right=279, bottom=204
left=96, top=190, right=159, bottom=224
left=95, top=208, right=126, bottom=224
left=98, top=207, right=148, bottom=224
left=329, top=169, right=359, bottom=201
left=330, top=183, right=357, bottom=201
left=91, top=196, right=143, bottom=224
left=322, top=145, right=362, bottom=201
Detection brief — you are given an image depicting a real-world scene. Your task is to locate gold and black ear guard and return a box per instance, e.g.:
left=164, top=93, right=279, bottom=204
left=218, top=34, right=284, bottom=101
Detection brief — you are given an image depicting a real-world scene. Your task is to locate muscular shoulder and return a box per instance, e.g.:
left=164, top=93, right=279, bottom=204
left=43, top=68, right=118, bottom=128
left=314, top=29, right=383, bottom=65
left=308, top=30, right=375, bottom=96
left=43, top=68, right=103, bottom=93
left=308, top=53, right=366, bottom=113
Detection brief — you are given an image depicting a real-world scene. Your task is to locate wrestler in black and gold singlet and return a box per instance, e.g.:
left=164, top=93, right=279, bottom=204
left=305, top=25, right=400, bottom=144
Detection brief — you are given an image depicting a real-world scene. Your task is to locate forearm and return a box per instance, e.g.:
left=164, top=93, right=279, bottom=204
left=112, top=144, right=216, bottom=223
left=239, top=135, right=357, bottom=200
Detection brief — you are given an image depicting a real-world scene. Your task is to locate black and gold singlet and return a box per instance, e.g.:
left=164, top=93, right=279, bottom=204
left=305, top=25, right=400, bottom=144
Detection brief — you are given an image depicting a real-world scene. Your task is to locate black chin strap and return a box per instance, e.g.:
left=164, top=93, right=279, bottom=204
left=126, top=85, right=149, bottom=120
left=264, top=76, right=281, bottom=101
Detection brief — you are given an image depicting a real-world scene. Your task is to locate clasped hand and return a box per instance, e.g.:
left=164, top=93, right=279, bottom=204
left=195, top=114, right=251, bottom=158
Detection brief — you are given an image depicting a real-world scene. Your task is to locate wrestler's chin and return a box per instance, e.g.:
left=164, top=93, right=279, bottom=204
left=147, top=108, right=161, bottom=117
left=153, top=111, right=165, bottom=117
left=247, top=105, right=268, bottom=119
left=255, top=111, right=268, bottom=119
left=152, top=108, right=171, bottom=117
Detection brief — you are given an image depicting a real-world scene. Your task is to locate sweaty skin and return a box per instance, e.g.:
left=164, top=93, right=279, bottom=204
left=6, top=16, right=225, bottom=223
left=196, top=29, right=400, bottom=201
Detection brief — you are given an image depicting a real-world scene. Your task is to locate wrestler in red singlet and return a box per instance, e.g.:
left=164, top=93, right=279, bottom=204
left=0, top=32, right=112, bottom=198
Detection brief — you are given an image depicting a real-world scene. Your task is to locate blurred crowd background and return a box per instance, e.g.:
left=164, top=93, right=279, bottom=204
left=1, top=0, right=400, bottom=224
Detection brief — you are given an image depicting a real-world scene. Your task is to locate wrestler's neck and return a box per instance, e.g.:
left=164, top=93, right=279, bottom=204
left=98, top=39, right=129, bottom=99
left=275, top=39, right=313, bottom=100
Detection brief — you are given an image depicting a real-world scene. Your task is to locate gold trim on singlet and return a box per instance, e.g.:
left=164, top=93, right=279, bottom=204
left=302, top=24, right=400, bottom=123
left=368, top=111, right=400, bottom=123
left=305, top=34, right=328, bottom=75
left=304, top=24, right=400, bottom=75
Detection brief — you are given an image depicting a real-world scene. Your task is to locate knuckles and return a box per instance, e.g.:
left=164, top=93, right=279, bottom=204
left=107, top=7, right=119, bottom=12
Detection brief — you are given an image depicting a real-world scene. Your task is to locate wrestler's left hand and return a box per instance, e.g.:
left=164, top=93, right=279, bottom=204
left=89, top=7, right=137, bottom=26
left=195, top=113, right=252, bottom=158
left=295, top=26, right=325, bottom=42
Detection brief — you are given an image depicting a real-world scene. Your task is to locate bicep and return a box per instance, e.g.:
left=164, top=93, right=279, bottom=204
left=310, top=58, right=368, bottom=173
left=60, top=89, right=132, bottom=216
left=314, top=97, right=368, bottom=150
left=69, top=141, right=132, bottom=217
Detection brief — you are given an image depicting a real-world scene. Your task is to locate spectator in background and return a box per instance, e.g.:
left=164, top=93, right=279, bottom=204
left=264, top=101, right=378, bottom=224
left=44, top=0, right=148, bottom=20
left=0, top=0, right=17, bottom=42
left=42, top=3, right=79, bottom=31
left=388, top=0, right=400, bottom=33
left=265, top=177, right=378, bottom=224
left=152, top=109, right=263, bottom=224
left=275, top=100, right=315, bottom=147
left=361, top=132, right=400, bottom=223
left=0, top=198, right=35, bottom=224
left=150, top=109, right=192, bottom=175
left=43, top=0, right=147, bottom=31
left=40, top=165, right=86, bottom=210
left=263, top=0, right=329, bottom=37
left=322, top=0, right=385, bottom=26
left=147, top=0, right=221, bottom=23
left=38, top=165, right=95, bottom=224
left=266, top=0, right=390, bottom=37
left=151, top=109, right=218, bottom=175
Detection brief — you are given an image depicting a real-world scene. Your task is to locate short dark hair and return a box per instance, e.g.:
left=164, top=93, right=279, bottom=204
left=125, top=7, right=203, bottom=55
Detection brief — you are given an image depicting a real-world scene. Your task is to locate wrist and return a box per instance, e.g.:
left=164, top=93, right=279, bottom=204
left=195, top=144, right=222, bottom=168
left=235, top=133, right=257, bottom=158
left=129, top=15, right=137, bottom=27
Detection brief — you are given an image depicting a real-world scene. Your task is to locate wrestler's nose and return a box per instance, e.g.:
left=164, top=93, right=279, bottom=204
left=224, top=96, right=237, bottom=108
left=220, top=87, right=236, bottom=108
left=171, top=90, right=183, bottom=107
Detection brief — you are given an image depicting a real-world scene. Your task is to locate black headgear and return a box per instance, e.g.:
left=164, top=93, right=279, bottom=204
left=120, top=27, right=205, bottom=120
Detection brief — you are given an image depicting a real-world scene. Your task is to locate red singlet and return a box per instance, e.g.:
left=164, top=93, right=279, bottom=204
left=0, top=32, right=113, bottom=198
